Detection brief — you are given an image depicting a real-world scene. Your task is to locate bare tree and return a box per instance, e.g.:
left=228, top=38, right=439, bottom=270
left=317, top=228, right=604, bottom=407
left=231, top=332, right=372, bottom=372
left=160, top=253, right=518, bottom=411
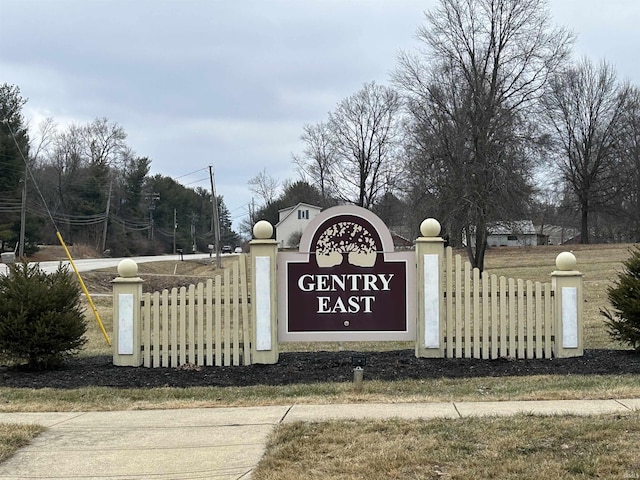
left=83, top=117, right=128, bottom=168
left=542, top=58, right=632, bottom=243
left=292, top=121, right=335, bottom=201
left=328, top=81, right=403, bottom=208
left=248, top=168, right=280, bottom=206
left=620, top=87, right=640, bottom=241
left=394, top=0, right=573, bottom=270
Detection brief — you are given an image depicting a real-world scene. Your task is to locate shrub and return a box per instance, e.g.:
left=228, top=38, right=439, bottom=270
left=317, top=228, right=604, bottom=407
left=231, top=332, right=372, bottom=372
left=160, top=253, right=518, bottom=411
left=0, top=262, right=87, bottom=369
left=602, top=246, right=640, bottom=351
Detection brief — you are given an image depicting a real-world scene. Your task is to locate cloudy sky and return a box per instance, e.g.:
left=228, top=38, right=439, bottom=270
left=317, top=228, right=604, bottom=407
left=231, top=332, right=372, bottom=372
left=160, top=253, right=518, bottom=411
left=1, top=0, right=639, bottom=230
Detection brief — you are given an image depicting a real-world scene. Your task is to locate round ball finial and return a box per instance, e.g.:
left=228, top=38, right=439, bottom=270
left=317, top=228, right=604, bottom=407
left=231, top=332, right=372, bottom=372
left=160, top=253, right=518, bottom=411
left=253, top=220, right=274, bottom=239
left=556, top=251, right=577, bottom=271
left=117, top=258, right=139, bottom=278
left=420, top=218, right=441, bottom=237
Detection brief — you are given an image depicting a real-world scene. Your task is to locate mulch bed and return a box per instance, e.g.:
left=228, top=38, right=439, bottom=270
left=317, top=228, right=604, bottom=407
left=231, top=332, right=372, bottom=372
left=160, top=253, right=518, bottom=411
left=2, top=349, right=640, bottom=389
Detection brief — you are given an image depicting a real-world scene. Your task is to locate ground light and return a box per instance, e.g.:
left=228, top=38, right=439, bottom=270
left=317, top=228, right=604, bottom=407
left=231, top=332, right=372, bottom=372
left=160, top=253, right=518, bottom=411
left=352, top=354, right=366, bottom=392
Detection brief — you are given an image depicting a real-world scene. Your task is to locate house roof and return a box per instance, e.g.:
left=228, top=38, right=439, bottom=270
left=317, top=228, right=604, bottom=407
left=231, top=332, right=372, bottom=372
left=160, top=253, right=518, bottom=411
left=488, top=220, right=537, bottom=235
left=276, top=202, right=322, bottom=227
left=277, top=202, right=322, bottom=214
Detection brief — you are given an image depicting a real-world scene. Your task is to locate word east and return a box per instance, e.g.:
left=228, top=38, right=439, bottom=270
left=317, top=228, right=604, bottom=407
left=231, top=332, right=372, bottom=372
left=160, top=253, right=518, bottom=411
left=297, top=273, right=394, bottom=314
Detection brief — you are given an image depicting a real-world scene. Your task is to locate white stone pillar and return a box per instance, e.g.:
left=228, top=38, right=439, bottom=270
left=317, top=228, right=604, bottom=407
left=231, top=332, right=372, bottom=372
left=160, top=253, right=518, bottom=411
left=250, top=220, right=279, bottom=364
left=551, top=252, right=583, bottom=358
left=112, top=259, right=143, bottom=366
left=415, top=218, right=445, bottom=358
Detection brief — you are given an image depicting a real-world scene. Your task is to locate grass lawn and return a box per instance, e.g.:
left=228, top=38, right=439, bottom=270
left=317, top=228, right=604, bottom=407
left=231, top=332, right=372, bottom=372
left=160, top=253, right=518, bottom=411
left=253, top=413, right=640, bottom=479
left=0, top=424, right=44, bottom=464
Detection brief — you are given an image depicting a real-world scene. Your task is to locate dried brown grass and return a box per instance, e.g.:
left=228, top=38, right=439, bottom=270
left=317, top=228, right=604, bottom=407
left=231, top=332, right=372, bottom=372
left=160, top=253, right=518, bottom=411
left=0, top=424, right=44, bottom=464
left=254, top=413, right=640, bottom=479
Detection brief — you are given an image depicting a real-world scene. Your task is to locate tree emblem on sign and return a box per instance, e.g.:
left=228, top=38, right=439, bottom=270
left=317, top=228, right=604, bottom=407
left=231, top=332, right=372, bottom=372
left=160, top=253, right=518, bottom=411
left=314, top=221, right=378, bottom=268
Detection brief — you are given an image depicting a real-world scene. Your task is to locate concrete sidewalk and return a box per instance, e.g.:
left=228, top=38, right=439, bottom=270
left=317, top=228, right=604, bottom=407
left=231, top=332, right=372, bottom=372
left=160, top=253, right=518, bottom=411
left=0, top=399, right=639, bottom=480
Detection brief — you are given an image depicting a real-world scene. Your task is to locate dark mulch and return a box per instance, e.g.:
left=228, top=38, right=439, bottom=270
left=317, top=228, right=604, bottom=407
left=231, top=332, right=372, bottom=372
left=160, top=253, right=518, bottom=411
left=2, top=349, right=640, bottom=389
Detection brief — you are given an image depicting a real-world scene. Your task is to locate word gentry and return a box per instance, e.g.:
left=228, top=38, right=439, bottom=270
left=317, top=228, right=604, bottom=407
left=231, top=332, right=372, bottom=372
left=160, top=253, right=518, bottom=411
left=297, top=273, right=394, bottom=292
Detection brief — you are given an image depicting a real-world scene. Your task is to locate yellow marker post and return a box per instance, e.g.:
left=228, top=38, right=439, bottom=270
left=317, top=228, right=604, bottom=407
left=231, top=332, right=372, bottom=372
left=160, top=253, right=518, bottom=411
left=56, top=231, right=111, bottom=346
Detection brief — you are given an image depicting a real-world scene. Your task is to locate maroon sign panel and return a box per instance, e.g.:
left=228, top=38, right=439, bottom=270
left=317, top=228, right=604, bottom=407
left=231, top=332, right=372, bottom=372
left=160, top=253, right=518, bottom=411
left=278, top=206, right=415, bottom=342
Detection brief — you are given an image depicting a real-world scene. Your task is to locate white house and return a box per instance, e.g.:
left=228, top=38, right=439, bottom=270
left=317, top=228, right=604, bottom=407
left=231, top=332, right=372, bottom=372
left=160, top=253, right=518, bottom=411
left=487, top=220, right=545, bottom=247
left=275, top=203, right=322, bottom=248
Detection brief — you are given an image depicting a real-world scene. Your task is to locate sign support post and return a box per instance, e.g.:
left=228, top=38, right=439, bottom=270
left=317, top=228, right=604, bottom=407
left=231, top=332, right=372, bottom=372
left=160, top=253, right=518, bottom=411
left=415, top=218, right=445, bottom=358
left=250, top=220, right=279, bottom=364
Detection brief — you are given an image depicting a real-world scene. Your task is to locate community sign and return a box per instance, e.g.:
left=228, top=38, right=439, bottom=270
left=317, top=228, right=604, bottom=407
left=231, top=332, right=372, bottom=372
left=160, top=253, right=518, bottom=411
left=277, top=205, right=415, bottom=342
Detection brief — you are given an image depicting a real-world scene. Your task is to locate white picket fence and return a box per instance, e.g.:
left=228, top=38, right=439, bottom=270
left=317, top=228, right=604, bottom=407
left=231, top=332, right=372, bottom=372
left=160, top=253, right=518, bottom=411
left=443, top=247, right=554, bottom=359
left=139, top=254, right=250, bottom=368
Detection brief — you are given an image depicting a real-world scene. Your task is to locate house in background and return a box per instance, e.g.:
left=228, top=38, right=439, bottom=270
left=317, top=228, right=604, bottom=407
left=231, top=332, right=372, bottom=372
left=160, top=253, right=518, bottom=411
left=536, top=225, right=580, bottom=245
left=275, top=202, right=322, bottom=248
left=487, top=220, right=548, bottom=247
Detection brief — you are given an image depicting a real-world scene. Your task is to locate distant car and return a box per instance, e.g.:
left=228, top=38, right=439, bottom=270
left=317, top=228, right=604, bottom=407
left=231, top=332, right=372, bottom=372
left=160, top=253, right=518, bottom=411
left=221, top=245, right=232, bottom=254
left=234, top=246, right=242, bottom=253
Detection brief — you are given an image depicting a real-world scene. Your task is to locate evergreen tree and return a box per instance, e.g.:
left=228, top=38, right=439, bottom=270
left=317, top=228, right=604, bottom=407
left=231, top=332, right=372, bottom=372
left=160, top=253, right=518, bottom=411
left=0, top=84, right=29, bottom=251
left=0, top=263, right=87, bottom=369
left=602, top=246, right=640, bottom=350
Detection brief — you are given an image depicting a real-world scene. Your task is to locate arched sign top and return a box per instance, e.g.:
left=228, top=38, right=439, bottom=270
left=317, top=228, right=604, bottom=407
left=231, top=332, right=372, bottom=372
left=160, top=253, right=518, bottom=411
left=278, top=204, right=415, bottom=342
left=298, top=205, right=396, bottom=256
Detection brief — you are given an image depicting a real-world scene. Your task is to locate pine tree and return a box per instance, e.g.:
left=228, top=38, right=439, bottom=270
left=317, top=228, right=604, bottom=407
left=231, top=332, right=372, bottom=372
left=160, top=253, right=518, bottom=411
left=602, top=246, right=640, bottom=351
left=0, top=263, right=87, bottom=369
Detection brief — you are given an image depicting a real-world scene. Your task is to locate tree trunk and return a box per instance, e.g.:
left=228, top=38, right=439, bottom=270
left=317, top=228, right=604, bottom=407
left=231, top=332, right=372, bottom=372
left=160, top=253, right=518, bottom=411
left=581, top=205, right=590, bottom=244
left=473, top=226, right=488, bottom=272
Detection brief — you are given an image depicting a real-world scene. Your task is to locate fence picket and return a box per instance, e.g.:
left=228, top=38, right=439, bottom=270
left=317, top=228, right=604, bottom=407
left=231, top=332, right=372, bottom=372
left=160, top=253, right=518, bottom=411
left=187, top=285, right=195, bottom=364
left=179, top=286, right=186, bottom=365
left=508, top=278, right=516, bottom=356
left=473, top=267, right=480, bottom=358
left=455, top=254, right=462, bottom=358
left=517, top=279, right=524, bottom=358
left=490, top=274, right=498, bottom=359
left=196, top=282, right=204, bottom=366
left=170, top=288, right=178, bottom=367
left=206, top=279, right=213, bottom=366
left=526, top=280, right=534, bottom=357
left=520, top=280, right=534, bottom=358
left=544, top=283, right=553, bottom=357
left=535, top=281, right=543, bottom=358
left=142, top=292, right=151, bottom=367
left=239, top=254, right=251, bottom=365
left=481, top=273, right=489, bottom=359
left=223, top=268, right=231, bottom=366
left=464, top=261, right=471, bottom=358
left=232, top=261, right=240, bottom=366
left=445, top=247, right=453, bottom=357
left=161, top=289, right=169, bottom=367
left=151, top=292, right=159, bottom=367
left=499, top=277, right=507, bottom=357
left=215, top=275, right=222, bottom=366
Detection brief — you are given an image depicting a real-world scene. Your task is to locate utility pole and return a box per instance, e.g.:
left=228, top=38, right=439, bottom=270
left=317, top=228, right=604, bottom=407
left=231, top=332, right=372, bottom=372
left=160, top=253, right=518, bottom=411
left=173, top=208, right=177, bottom=254
left=209, top=165, right=222, bottom=268
left=189, top=212, right=198, bottom=253
left=145, top=192, right=160, bottom=241
left=18, top=166, right=27, bottom=259
left=101, top=180, right=113, bottom=254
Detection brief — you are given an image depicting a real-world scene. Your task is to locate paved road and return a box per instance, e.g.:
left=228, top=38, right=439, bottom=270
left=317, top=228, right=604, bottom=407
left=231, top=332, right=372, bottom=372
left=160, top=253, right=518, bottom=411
left=1, top=253, right=232, bottom=276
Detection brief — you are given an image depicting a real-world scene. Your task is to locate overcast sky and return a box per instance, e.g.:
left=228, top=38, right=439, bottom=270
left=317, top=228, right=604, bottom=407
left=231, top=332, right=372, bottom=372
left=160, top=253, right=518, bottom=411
left=2, top=0, right=639, bottom=230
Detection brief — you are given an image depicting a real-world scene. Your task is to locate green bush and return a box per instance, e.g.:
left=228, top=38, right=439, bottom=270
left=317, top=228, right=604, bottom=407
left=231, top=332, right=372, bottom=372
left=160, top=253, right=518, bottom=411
left=0, top=262, right=87, bottom=369
left=602, top=246, right=640, bottom=351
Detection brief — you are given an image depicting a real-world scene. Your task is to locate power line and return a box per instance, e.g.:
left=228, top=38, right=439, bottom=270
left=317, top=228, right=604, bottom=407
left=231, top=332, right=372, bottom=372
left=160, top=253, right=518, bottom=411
left=183, top=176, right=210, bottom=186
left=172, top=167, right=208, bottom=180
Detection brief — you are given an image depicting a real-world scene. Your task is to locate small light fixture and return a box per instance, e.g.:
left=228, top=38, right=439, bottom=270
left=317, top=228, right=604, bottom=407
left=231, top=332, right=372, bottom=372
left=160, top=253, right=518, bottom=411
left=351, top=354, right=366, bottom=368
left=352, top=354, right=366, bottom=393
